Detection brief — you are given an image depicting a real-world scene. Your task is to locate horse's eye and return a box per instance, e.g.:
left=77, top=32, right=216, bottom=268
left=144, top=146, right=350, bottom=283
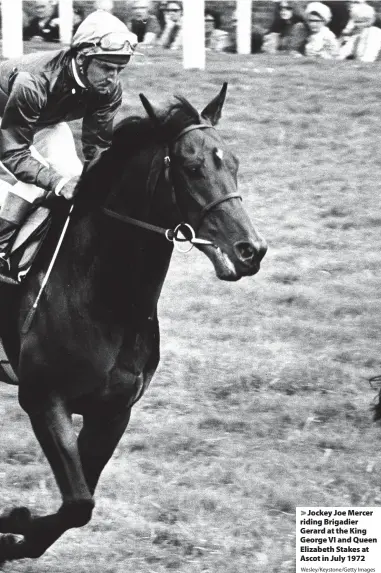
left=187, top=165, right=202, bottom=176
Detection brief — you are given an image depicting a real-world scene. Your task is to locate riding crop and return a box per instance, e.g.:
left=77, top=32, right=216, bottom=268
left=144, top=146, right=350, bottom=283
left=22, top=203, right=74, bottom=334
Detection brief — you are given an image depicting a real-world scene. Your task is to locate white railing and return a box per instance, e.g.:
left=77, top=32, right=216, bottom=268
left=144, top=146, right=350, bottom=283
left=1, top=0, right=23, bottom=59
left=1, top=0, right=253, bottom=68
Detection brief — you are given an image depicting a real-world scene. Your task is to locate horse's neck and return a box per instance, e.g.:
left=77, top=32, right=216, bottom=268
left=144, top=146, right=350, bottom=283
left=59, top=145, right=173, bottom=320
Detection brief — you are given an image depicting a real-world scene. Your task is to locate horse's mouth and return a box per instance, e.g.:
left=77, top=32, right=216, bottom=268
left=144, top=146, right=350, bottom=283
left=201, top=245, right=260, bottom=281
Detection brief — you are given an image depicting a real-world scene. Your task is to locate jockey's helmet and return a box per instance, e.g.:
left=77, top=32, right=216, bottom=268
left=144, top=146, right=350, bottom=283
left=72, top=10, right=138, bottom=61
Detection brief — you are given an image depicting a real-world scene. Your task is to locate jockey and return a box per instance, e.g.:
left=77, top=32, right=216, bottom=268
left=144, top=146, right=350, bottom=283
left=0, top=10, right=137, bottom=279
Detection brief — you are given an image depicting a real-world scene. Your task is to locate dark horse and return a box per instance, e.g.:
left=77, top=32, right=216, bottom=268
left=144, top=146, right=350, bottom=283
left=0, top=84, right=267, bottom=561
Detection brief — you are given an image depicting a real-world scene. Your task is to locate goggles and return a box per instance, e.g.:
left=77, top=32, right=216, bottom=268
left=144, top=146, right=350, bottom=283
left=96, top=32, right=137, bottom=54
left=79, top=32, right=138, bottom=57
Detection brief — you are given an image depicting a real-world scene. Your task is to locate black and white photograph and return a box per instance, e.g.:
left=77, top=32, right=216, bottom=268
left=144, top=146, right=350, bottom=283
left=0, top=1, right=381, bottom=571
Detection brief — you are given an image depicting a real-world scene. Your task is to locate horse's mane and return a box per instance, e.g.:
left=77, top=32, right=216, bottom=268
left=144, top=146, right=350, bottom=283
left=77, top=96, right=202, bottom=205
left=111, top=96, right=202, bottom=157
left=110, top=115, right=155, bottom=157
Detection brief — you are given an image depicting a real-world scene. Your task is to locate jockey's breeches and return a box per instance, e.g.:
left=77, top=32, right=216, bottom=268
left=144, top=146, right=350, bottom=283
left=0, top=122, right=82, bottom=204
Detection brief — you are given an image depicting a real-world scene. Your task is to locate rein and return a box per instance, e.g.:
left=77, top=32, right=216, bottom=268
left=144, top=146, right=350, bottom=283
left=103, top=123, right=241, bottom=252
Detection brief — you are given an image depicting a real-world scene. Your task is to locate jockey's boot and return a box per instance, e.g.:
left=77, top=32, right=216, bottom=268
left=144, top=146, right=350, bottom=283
left=0, top=192, right=31, bottom=282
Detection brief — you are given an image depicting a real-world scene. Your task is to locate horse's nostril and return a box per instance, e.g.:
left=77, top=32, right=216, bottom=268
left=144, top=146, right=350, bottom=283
left=235, top=240, right=267, bottom=263
left=235, top=241, right=256, bottom=261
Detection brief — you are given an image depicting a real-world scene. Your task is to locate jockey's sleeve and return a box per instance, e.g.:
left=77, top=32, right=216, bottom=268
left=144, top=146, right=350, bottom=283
left=0, top=72, right=63, bottom=192
left=82, top=82, right=122, bottom=169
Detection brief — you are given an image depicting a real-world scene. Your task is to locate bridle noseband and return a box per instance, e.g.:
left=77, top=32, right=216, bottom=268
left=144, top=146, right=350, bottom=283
left=103, top=123, right=241, bottom=252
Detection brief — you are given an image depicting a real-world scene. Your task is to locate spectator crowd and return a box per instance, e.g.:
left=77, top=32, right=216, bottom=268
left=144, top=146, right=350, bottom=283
left=18, top=0, right=381, bottom=63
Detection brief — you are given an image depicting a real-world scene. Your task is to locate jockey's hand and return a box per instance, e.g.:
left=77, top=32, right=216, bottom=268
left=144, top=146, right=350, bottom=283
left=58, top=176, right=81, bottom=201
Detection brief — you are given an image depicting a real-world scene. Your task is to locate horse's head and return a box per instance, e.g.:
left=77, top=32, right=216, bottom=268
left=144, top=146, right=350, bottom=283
left=139, top=83, right=267, bottom=281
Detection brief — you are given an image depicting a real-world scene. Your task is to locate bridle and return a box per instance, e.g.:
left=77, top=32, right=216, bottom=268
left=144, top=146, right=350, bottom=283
left=23, top=124, right=242, bottom=332
left=103, top=123, right=241, bottom=252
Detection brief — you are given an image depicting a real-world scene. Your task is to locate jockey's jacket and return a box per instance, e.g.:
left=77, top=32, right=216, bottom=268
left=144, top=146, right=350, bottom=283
left=0, top=49, right=122, bottom=193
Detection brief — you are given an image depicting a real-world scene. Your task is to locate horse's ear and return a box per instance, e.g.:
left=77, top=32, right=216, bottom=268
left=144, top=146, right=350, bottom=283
left=201, top=82, right=228, bottom=126
left=139, top=93, right=160, bottom=123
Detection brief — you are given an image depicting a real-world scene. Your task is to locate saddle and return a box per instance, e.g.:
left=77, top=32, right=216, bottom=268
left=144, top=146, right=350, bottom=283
left=0, top=206, right=52, bottom=384
left=1, top=206, right=51, bottom=285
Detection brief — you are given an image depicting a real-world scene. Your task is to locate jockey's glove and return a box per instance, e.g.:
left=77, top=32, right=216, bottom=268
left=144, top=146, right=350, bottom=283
left=55, top=175, right=81, bottom=201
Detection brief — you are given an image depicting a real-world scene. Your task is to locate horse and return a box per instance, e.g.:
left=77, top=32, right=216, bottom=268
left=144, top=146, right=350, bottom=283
left=0, top=83, right=267, bottom=561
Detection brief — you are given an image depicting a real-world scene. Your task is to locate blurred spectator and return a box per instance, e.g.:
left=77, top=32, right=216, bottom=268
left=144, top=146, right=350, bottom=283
left=321, top=1, right=381, bottom=37
left=341, top=0, right=381, bottom=36
left=23, top=0, right=60, bottom=42
left=204, top=9, right=231, bottom=52
left=225, top=9, right=264, bottom=54
left=262, top=1, right=305, bottom=53
left=338, top=3, right=381, bottom=61
left=158, top=1, right=183, bottom=50
left=128, top=1, right=160, bottom=45
left=302, top=2, right=339, bottom=58
left=23, top=0, right=84, bottom=42
left=157, top=1, right=167, bottom=32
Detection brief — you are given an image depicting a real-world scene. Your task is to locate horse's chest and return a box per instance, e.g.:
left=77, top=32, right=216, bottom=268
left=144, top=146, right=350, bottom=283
left=105, top=320, right=160, bottom=404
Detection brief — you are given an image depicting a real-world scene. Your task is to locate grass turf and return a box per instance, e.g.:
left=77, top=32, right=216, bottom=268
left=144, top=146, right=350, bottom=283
left=1, top=47, right=381, bottom=572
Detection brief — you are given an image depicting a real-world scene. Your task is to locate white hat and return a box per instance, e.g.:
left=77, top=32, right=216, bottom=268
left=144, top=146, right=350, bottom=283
left=72, top=10, right=138, bottom=57
left=351, top=3, right=376, bottom=24
left=305, top=2, right=332, bottom=24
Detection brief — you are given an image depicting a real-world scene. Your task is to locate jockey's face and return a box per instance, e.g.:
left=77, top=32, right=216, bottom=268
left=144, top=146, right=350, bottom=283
left=85, top=58, right=128, bottom=94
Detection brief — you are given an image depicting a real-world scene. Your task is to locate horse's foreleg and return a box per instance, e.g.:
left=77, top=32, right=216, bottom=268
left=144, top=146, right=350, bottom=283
left=0, top=394, right=94, bottom=560
left=78, top=399, right=131, bottom=495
